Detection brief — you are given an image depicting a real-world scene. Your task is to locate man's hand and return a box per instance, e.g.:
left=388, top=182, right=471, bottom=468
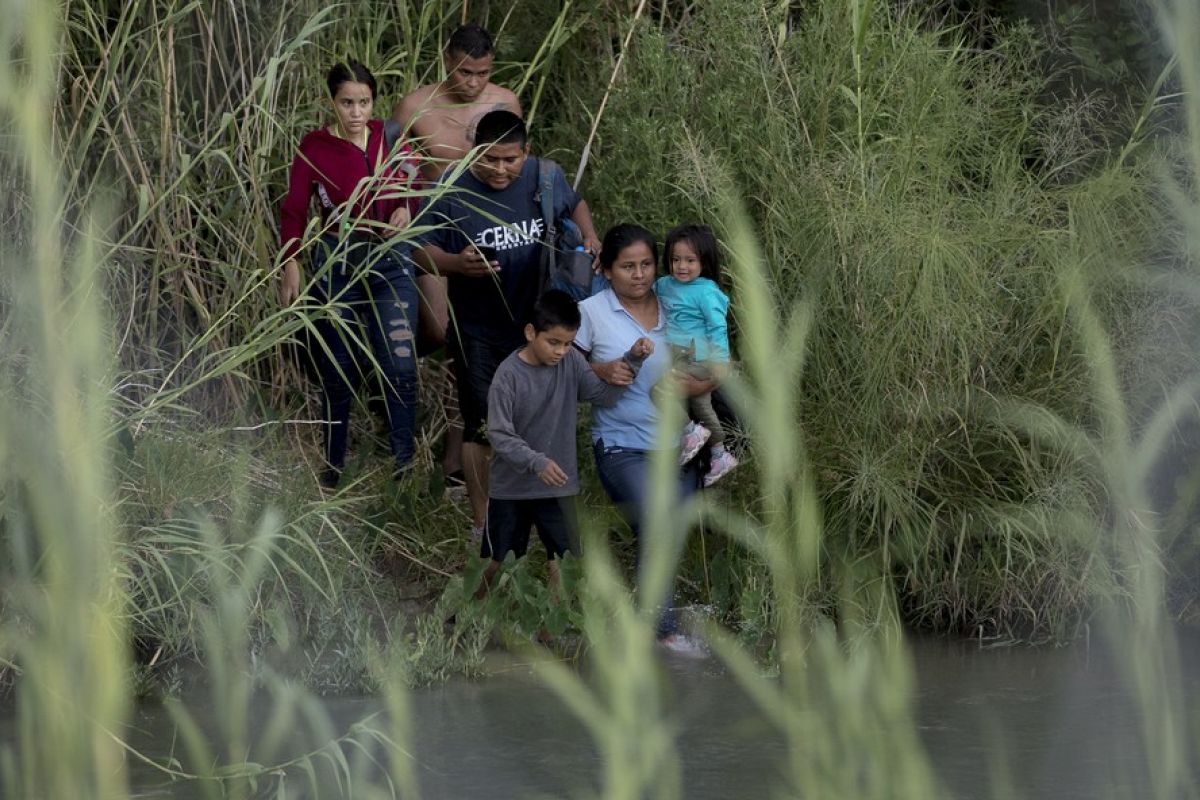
left=630, top=337, right=654, bottom=359
left=279, top=260, right=300, bottom=306
left=584, top=235, right=602, bottom=270
left=594, top=359, right=637, bottom=386
left=388, top=205, right=411, bottom=230
left=538, top=460, right=569, bottom=488
left=457, top=245, right=500, bottom=277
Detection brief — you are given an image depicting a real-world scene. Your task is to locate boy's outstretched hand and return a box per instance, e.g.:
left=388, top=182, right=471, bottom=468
left=538, top=460, right=569, bottom=487
left=630, top=337, right=654, bottom=359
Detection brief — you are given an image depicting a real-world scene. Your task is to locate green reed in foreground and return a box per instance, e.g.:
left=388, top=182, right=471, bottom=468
left=0, top=1, right=128, bottom=795
left=1, top=2, right=433, bottom=796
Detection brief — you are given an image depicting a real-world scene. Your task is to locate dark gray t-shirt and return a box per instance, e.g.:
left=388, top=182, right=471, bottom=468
left=418, top=157, right=580, bottom=341
left=487, top=346, right=635, bottom=499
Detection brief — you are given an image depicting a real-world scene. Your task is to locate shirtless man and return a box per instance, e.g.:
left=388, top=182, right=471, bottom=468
left=394, top=23, right=521, bottom=343
left=393, top=24, right=521, bottom=485
left=393, top=24, right=522, bottom=183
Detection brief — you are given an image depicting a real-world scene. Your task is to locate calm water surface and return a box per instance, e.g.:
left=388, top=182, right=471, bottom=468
left=96, top=627, right=1200, bottom=799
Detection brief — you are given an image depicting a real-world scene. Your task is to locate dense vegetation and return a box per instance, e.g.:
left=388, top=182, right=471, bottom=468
left=4, top=0, right=1200, bottom=797
left=541, top=0, right=1178, bottom=640
left=3, top=0, right=1189, bottom=696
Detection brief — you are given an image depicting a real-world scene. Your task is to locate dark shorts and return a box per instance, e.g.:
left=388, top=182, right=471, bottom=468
left=449, top=332, right=523, bottom=445
left=481, top=497, right=578, bottom=562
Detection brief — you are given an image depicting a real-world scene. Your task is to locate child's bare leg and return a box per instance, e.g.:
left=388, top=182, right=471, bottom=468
left=462, top=442, right=490, bottom=530
left=546, top=558, right=562, bottom=601
left=475, top=559, right=502, bottom=600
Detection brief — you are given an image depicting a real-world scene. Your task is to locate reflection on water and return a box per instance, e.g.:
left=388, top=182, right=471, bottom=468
left=18, top=627, right=1200, bottom=798
left=910, top=632, right=1183, bottom=800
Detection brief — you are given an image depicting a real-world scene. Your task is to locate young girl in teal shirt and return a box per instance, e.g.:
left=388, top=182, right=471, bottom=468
left=654, top=224, right=738, bottom=486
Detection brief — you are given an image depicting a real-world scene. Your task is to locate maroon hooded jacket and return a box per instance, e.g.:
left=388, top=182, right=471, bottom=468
left=278, top=119, right=422, bottom=262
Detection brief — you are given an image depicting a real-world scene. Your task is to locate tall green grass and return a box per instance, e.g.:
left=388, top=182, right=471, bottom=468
left=538, top=0, right=1184, bottom=639
left=533, top=1, right=1197, bottom=795
left=44, top=0, right=583, bottom=697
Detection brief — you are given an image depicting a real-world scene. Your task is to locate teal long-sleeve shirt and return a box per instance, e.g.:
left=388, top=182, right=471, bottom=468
left=653, top=275, right=731, bottom=362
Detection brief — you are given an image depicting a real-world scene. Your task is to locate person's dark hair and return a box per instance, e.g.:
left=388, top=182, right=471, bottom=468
left=530, top=289, right=581, bottom=332
left=326, top=60, right=377, bottom=99
left=446, top=23, right=495, bottom=59
left=664, top=224, right=721, bottom=281
left=599, top=224, right=658, bottom=272
left=474, top=110, right=527, bottom=148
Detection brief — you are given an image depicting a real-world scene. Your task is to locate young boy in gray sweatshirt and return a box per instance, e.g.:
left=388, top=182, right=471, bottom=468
left=476, top=289, right=652, bottom=598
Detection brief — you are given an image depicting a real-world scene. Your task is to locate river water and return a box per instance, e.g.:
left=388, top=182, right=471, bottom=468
left=97, top=625, right=1199, bottom=799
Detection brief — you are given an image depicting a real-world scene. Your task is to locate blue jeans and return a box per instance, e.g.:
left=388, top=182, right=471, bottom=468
left=310, top=235, right=418, bottom=475
left=593, top=439, right=701, bottom=638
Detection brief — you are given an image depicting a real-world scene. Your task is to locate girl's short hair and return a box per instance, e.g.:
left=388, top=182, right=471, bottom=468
left=599, top=224, right=658, bottom=272
left=664, top=224, right=721, bottom=281
left=326, top=60, right=377, bottom=99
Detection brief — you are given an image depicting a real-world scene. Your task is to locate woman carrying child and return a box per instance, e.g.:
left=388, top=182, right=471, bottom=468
left=575, top=224, right=711, bottom=656
left=277, top=60, right=423, bottom=487
left=655, top=224, right=738, bottom=486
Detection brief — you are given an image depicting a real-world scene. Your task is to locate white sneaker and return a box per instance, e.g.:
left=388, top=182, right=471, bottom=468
left=703, top=450, right=739, bottom=487
left=679, top=421, right=712, bottom=465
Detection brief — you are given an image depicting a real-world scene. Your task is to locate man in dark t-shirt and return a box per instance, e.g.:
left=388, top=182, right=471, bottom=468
left=415, top=110, right=600, bottom=539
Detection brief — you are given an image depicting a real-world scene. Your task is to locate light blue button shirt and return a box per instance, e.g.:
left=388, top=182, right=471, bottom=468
left=575, top=288, right=673, bottom=450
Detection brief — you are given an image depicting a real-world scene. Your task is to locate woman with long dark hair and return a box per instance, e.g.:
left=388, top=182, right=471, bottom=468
left=574, top=223, right=712, bottom=655
left=278, top=60, right=422, bottom=486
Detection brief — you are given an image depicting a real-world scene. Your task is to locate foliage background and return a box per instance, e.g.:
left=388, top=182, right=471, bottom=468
left=4, top=0, right=1195, bottom=695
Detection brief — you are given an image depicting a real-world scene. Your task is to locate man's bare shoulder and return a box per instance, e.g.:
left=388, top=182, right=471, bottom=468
left=480, top=83, right=521, bottom=113
left=392, top=83, right=441, bottom=125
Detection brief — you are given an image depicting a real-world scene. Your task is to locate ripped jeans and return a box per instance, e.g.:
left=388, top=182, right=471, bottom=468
left=310, top=235, right=418, bottom=474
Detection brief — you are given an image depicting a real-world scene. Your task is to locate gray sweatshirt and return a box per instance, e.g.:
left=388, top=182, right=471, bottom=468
left=487, top=346, right=641, bottom=499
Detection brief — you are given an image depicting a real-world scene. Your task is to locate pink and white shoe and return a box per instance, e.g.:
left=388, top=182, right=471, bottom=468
left=657, top=633, right=708, bottom=659
left=679, top=421, right=712, bottom=465
left=703, top=450, right=739, bottom=487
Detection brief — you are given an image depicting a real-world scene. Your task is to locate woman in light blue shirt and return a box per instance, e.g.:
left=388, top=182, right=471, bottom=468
left=574, top=224, right=711, bottom=656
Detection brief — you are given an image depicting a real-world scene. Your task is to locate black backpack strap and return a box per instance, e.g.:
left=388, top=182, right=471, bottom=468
left=534, top=157, right=560, bottom=296
left=382, top=119, right=404, bottom=154
left=535, top=157, right=560, bottom=245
